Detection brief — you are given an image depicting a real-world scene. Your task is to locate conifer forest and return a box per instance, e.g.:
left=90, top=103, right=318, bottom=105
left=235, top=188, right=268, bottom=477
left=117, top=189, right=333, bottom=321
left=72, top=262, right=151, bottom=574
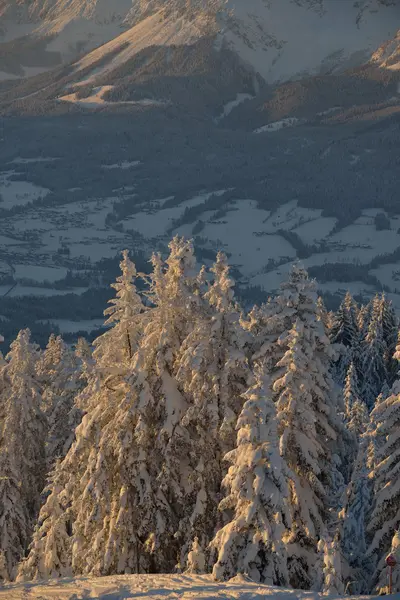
left=1, top=237, right=400, bottom=595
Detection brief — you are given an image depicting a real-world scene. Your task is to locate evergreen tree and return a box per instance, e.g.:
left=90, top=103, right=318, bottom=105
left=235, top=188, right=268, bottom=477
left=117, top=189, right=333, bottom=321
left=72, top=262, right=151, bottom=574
left=273, top=316, right=341, bottom=590
left=211, top=371, right=290, bottom=585
left=330, top=292, right=359, bottom=385
left=319, top=536, right=345, bottom=595
left=379, top=295, right=398, bottom=386
left=343, top=361, right=360, bottom=420
left=340, top=437, right=372, bottom=594
left=367, top=392, right=400, bottom=587
left=0, top=330, right=47, bottom=580
left=37, top=335, right=84, bottom=466
left=185, top=538, right=206, bottom=574
left=361, top=301, right=388, bottom=410
left=330, top=292, right=359, bottom=348
left=93, top=249, right=146, bottom=383
left=175, top=252, right=251, bottom=566
left=16, top=467, right=72, bottom=582
left=348, top=400, right=369, bottom=439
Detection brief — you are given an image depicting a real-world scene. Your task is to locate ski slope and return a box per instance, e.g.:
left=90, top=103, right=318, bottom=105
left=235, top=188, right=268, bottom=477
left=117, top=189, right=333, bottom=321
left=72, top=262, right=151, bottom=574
left=0, top=573, right=384, bottom=600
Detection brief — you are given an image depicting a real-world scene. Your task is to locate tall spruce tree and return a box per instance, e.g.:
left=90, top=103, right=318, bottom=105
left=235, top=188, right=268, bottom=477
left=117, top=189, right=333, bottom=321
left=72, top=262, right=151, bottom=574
left=273, top=316, right=341, bottom=590
left=175, top=252, right=251, bottom=567
left=0, top=330, right=47, bottom=580
left=340, top=434, right=372, bottom=594
left=367, top=391, right=400, bottom=588
left=211, top=369, right=290, bottom=585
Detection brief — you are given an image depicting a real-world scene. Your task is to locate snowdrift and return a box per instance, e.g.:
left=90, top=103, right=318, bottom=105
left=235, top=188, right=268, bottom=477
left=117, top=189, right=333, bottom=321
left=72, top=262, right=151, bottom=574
left=0, top=573, right=388, bottom=600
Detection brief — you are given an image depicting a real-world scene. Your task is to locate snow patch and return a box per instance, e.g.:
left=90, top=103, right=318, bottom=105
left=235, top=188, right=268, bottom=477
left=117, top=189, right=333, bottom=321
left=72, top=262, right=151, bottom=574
left=215, top=93, right=254, bottom=123
left=254, top=118, right=302, bottom=133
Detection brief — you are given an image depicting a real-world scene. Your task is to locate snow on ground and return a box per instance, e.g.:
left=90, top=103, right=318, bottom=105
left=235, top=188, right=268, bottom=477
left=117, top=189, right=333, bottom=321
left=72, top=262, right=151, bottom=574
left=317, top=107, right=343, bottom=117
left=0, top=285, right=88, bottom=297
left=102, top=161, right=141, bottom=170
left=254, top=118, right=302, bottom=134
left=293, top=217, right=337, bottom=244
left=39, top=318, right=107, bottom=333
left=0, top=172, right=50, bottom=209
left=223, top=0, right=399, bottom=82
left=201, top=200, right=296, bottom=272
left=7, top=157, right=59, bottom=165
left=14, top=265, right=68, bottom=283
left=215, top=93, right=254, bottom=122
left=122, top=191, right=228, bottom=238
left=0, top=573, right=381, bottom=600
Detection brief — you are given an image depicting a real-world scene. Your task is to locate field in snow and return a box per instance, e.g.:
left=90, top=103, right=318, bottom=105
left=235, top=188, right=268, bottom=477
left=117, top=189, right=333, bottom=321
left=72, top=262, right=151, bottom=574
left=0, top=573, right=380, bottom=600
left=2, top=161, right=400, bottom=322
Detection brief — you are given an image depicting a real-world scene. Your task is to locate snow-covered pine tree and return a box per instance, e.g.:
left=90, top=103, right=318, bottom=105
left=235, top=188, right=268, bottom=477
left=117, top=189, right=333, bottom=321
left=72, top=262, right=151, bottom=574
left=361, top=300, right=388, bottom=410
left=330, top=292, right=359, bottom=348
left=277, top=266, right=348, bottom=483
left=18, top=254, right=148, bottom=579
left=273, top=316, right=342, bottom=590
left=344, top=361, right=361, bottom=421
left=348, top=400, right=369, bottom=439
left=175, top=252, right=251, bottom=567
left=390, top=332, right=400, bottom=395
left=358, top=299, right=373, bottom=341
left=340, top=434, right=372, bottom=594
left=185, top=538, right=206, bottom=574
left=379, top=295, right=398, bottom=386
left=330, top=292, right=359, bottom=385
left=316, top=296, right=331, bottom=334
left=0, top=330, right=47, bottom=580
left=37, top=334, right=84, bottom=466
left=16, top=466, right=72, bottom=582
left=366, top=391, right=400, bottom=588
left=211, top=369, right=290, bottom=585
left=319, top=535, right=345, bottom=595
left=93, top=249, right=146, bottom=383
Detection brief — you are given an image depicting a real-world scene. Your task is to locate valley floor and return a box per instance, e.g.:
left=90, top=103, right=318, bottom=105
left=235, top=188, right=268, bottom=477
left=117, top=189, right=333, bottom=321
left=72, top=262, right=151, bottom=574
left=0, top=574, right=381, bottom=600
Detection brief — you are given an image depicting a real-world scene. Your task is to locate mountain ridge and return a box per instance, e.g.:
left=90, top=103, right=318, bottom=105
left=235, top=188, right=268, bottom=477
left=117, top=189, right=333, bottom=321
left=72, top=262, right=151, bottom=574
left=1, top=0, right=399, bottom=84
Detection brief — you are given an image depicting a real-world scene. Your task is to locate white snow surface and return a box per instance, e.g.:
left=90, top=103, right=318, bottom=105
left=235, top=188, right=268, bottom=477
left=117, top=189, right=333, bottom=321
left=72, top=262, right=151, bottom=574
left=0, top=573, right=384, bottom=600
left=254, top=118, right=303, bottom=133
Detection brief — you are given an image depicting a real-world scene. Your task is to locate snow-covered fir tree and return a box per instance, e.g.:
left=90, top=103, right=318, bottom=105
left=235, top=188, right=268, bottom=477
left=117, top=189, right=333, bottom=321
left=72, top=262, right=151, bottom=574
left=319, top=535, right=344, bottom=595
left=211, top=369, right=290, bottom=585
left=330, top=292, right=359, bottom=385
left=367, top=391, right=400, bottom=588
left=16, top=466, right=72, bottom=582
left=348, top=399, right=369, bottom=439
left=185, top=538, right=206, bottom=574
left=361, top=299, right=388, bottom=411
left=340, top=435, right=372, bottom=594
left=330, top=292, right=359, bottom=348
left=343, top=362, right=360, bottom=421
left=0, top=330, right=47, bottom=580
left=37, top=334, right=84, bottom=466
left=175, top=252, right=251, bottom=567
left=273, top=315, right=342, bottom=590
left=93, top=249, right=146, bottom=383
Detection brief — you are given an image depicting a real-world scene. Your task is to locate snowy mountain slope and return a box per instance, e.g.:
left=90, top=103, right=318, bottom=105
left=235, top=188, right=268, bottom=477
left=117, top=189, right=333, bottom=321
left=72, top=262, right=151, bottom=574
left=0, top=0, right=399, bottom=82
left=372, top=29, right=400, bottom=71
left=0, top=573, right=384, bottom=600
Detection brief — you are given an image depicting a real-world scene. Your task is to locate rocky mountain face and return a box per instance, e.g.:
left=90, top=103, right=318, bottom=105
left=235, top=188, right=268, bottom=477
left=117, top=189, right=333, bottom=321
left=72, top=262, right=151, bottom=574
left=0, top=0, right=398, bottom=83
